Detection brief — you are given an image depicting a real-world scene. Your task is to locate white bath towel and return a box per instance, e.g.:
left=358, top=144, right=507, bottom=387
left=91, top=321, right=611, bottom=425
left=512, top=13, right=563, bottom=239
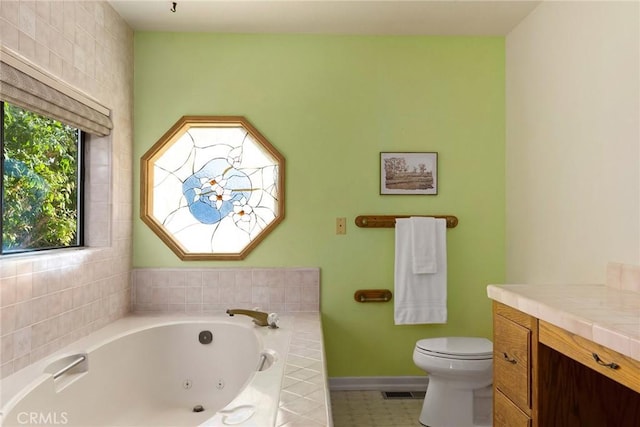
left=394, top=217, right=447, bottom=325
left=411, top=217, right=437, bottom=274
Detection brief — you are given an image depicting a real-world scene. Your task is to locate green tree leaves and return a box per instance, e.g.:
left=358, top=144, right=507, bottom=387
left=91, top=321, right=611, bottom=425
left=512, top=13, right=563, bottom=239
left=2, top=103, right=81, bottom=252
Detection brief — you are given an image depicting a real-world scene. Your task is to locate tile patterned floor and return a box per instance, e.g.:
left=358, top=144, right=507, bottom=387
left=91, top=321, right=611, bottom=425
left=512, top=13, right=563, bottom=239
left=330, top=390, right=424, bottom=427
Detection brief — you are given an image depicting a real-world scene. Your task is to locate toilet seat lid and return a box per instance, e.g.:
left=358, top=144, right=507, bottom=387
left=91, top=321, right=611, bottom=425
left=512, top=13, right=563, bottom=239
left=416, top=337, right=493, bottom=360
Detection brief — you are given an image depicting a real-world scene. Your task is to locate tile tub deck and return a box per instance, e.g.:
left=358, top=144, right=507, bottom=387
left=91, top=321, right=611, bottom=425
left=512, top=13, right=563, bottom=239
left=275, top=312, right=332, bottom=427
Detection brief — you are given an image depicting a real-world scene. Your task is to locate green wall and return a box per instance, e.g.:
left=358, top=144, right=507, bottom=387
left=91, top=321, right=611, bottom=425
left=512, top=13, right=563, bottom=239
left=133, top=33, right=505, bottom=377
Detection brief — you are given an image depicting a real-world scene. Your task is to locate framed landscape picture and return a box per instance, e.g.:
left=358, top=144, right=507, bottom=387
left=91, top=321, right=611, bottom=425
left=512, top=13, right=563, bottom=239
left=380, top=152, right=438, bottom=195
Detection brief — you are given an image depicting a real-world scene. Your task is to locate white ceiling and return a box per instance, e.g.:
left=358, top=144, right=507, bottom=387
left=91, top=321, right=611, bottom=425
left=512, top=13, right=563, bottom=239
left=108, top=0, right=541, bottom=35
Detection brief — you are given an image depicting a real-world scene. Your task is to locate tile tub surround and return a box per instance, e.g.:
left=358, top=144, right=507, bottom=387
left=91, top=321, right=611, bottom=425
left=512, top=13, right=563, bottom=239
left=0, top=312, right=332, bottom=427
left=129, top=267, right=330, bottom=425
left=486, top=283, right=640, bottom=362
left=131, top=268, right=320, bottom=313
left=0, top=0, right=134, bottom=380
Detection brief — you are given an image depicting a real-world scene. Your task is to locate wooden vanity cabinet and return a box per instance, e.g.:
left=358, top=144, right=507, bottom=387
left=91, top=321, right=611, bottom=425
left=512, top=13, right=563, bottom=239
left=493, top=301, right=640, bottom=427
left=493, top=302, right=537, bottom=427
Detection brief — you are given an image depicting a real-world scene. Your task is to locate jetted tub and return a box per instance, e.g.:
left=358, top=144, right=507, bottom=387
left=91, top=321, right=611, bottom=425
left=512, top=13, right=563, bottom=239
left=0, top=315, right=291, bottom=426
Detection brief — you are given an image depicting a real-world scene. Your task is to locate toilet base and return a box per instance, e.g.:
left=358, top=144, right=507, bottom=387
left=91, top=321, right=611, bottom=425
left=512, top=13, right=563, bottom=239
left=418, top=377, right=492, bottom=427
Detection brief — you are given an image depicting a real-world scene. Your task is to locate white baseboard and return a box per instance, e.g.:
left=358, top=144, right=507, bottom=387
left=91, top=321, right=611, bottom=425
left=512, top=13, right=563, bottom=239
left=329, top=376, right=429, bottom=391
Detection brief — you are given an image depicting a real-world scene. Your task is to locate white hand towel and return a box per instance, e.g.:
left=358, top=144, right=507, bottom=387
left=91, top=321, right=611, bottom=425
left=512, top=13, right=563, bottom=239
left=411, top=217, right=437, bottom=274
left=394, top=217, right=447, bottom=325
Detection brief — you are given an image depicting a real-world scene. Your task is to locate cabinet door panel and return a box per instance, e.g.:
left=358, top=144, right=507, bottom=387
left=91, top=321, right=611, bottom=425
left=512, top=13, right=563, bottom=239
left=494, top=314, right=531, bottom=411
left=495, top=390, right=531, bottom=427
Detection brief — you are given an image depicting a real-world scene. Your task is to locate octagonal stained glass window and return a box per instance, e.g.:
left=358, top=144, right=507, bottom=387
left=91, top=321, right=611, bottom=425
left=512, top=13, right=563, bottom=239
left=141, top=116, right=284, bottom=260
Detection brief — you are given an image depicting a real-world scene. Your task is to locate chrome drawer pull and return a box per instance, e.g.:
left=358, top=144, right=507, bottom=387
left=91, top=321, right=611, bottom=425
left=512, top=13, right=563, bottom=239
left=502, top=352, right=517, bottom=364
left=592, top=353, right=620, bottom=370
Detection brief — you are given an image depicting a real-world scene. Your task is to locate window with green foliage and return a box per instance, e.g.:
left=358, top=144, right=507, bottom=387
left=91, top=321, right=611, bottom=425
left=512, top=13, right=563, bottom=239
left=1, top=102, right=84, bottom=254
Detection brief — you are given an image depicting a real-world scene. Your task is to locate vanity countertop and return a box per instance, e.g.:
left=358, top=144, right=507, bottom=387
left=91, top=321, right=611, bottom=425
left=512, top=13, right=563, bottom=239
left=487, top=283, right=640, bottom=362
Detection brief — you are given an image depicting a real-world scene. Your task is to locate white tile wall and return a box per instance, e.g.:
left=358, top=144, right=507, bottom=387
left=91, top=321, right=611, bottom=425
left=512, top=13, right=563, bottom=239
left=0, top=1, right=133, bottom=379
left=132, top=268, right=320, bottom=313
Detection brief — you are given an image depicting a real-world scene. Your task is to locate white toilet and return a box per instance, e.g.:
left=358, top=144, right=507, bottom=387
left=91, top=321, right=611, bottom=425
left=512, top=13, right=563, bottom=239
left=413, top=337, right=493, bottom=427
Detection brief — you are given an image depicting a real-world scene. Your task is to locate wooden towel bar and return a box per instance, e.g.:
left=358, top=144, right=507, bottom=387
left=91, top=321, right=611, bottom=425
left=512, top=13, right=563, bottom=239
left=354, top=289, right=393, bottom=303
left=355, top=215, right=458, bottom=229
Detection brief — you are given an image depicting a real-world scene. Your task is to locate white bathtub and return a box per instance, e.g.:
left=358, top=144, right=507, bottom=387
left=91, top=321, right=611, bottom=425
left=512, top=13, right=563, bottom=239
left=0, top=315, right=291, bottom=426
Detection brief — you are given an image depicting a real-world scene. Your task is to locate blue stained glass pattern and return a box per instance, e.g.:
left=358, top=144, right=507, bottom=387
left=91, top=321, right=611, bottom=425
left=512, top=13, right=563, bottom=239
left=182, top=158, right=252, bottom=224
left=149, top=124, right=281, bottom=255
